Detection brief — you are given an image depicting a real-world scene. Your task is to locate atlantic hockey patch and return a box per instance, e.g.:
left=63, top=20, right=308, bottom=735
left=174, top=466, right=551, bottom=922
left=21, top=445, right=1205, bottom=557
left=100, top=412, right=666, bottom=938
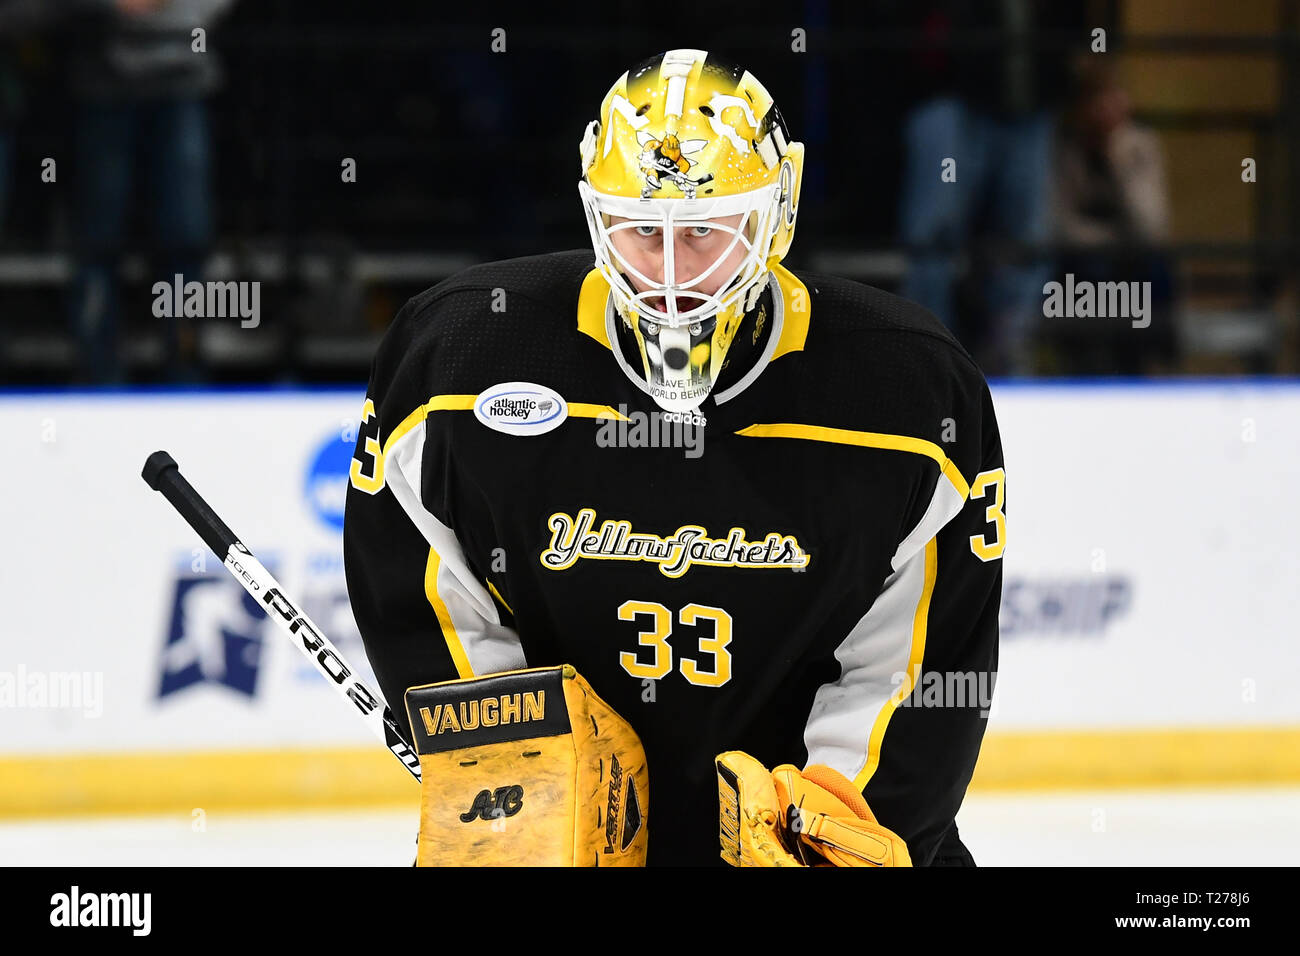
left=474, top=382, right=569, bottom=436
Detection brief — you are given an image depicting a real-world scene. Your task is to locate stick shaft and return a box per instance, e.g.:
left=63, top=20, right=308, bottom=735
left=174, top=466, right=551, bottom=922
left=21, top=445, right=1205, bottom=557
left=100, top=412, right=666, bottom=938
left=142, top=451, right=421, bottom=782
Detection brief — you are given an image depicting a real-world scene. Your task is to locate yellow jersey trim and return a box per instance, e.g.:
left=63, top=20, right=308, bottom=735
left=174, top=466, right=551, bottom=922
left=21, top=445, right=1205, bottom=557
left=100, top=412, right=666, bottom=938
left=377, top=395, right=472, bottom=465
left=769, top=262, right=810, bottom=360
left=854, top=538, right=938, bottom=789
left=383, top=394, right=626, bottom=457
left=486, top=579, right=514, bottom=616
left=570, top=403, right=629, bottom=420
left=424, top=548, right=475, bottom=680
left=735, top=422, right=971, bottom=499
left=577, top=268, right=613, bottom=350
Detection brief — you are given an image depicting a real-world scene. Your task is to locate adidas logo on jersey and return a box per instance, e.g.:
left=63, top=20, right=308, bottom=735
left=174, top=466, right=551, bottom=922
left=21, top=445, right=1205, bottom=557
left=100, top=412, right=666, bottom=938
left=595, top=404, right=706, bottom=459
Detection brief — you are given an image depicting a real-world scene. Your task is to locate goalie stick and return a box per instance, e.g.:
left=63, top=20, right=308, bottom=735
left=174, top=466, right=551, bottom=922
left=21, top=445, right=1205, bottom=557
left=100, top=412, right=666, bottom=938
left=142, top=450, right=422, bottom=783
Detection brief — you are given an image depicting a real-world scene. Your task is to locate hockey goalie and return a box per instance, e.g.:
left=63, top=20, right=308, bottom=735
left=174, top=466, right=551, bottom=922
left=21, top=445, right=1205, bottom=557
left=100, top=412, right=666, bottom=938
left=343, top=49, right=1005, bottom=867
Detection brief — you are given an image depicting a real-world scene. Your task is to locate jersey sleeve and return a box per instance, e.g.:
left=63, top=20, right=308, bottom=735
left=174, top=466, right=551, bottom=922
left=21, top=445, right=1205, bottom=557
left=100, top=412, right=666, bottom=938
left=343, top=294, right=526, bottom=736
left=802, top=357, right=1004, bottom=866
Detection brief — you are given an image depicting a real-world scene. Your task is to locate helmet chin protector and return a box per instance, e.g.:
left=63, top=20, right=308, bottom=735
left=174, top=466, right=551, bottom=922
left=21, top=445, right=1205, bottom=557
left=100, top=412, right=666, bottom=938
left=578, top=49, right=803, bottom=412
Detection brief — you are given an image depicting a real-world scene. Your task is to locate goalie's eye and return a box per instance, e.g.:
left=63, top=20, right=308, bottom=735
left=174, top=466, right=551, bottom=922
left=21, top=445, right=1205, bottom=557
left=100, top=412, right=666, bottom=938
left=633, top=224, right=716, bottom=239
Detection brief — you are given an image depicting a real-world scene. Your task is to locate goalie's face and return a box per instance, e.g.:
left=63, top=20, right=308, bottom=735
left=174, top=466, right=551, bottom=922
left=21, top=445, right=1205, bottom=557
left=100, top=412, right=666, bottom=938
left=592, top=207, right=760, bottom=412
left=606, top=213, right=750, bottom=320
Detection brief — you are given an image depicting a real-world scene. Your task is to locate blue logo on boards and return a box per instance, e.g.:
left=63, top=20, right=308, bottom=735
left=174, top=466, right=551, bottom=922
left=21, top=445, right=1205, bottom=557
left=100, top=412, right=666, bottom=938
left=306, top=431, right=354, bottom=531
left=158, top=573, right=266, bottom=699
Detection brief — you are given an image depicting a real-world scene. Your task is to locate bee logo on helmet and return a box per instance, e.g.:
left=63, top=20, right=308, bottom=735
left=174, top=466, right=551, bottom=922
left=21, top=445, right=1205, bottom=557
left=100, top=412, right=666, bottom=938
left=578, top=49, right=804, bottom=413
left=637, top=131, right=714, bottom=196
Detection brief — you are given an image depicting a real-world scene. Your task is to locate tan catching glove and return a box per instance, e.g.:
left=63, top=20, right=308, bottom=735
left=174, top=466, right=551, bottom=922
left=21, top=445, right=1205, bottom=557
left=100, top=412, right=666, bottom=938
left=716, top=751, right=912, bottom=867
left=406, top=665, right=648, bottom=866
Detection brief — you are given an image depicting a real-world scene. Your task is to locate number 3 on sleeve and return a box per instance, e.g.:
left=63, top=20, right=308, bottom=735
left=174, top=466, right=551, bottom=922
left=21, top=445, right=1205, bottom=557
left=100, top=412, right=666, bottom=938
left=967, top=467, right=1006, bottom=562
left=349, top=399, right=386, bottom=494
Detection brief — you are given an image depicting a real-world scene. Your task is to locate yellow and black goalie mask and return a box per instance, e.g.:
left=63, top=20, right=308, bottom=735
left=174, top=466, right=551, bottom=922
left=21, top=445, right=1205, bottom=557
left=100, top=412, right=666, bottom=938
left=578, top=48, right=804, bottom=412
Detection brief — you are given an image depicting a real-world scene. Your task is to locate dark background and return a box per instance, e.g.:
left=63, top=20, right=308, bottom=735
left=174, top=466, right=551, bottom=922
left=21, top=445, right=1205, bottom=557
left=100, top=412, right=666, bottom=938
left=1, top=0, right=1295, bottom=383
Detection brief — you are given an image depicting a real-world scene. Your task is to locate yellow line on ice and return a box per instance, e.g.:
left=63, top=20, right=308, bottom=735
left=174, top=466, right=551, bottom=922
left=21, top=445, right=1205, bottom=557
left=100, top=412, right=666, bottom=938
left=2, top=727, right=1300, bottom=817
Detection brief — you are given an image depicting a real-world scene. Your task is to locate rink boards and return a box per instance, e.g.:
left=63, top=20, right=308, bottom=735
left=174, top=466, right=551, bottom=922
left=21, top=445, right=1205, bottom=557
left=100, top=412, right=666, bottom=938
left=1, top=382, right=1298, bottom=814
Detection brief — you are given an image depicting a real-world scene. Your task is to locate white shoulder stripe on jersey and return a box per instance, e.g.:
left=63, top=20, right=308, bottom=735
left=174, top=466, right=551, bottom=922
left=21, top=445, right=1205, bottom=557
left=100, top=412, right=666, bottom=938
left=382, top=422, right=527, bottom=678
left=890, top=470, right=966, bottom=572
left=803, top=537, right=934, bottom=782
left=802, top=466, right=965, bottom=786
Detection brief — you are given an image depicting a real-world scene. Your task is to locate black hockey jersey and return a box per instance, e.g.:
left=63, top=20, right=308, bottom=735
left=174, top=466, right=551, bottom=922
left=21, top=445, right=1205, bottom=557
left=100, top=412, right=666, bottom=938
left=343, top=250, right=1004, bottom=867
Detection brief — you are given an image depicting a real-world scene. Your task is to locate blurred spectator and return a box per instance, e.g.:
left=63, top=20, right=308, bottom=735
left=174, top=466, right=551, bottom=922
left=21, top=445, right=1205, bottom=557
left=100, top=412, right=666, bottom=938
left=897, top=0, right=1079, bottom=375
left=1054, top=59, right=1169, bottom=246
left=0, top=0, right=52, bottom=234
left=47, top=0, right=235, bottom=383
left=1049, top=58, right=1176, bottom=374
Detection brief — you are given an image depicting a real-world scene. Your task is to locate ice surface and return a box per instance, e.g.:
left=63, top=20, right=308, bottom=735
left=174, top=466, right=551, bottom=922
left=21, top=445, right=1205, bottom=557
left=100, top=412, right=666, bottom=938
left=2, top=787, right=1296, bottom=865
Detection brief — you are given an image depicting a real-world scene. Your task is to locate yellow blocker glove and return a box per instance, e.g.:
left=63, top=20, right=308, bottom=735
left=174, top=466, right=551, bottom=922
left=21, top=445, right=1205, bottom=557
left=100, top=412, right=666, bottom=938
left=716, top=751, right=912, bottom=867
left=405, top=665, right=648, bottom=866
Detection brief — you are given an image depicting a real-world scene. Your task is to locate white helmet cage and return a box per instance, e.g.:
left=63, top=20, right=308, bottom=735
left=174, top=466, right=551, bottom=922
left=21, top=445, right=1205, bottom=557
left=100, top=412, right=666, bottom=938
left=578, top=179, right=786, bottom=330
